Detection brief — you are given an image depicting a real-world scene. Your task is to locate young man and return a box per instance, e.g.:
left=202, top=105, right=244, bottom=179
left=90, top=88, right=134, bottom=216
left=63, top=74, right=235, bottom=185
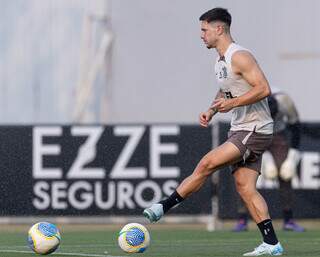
left=233, top=89, right=305, bottom=233
left=143, top=8, right=283, bottom=256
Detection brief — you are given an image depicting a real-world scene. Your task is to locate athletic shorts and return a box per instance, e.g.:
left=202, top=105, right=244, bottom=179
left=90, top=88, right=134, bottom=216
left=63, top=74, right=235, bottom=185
left=268, top=132, right=289, bottom=169
left=227, top=130, right=273, bottom=173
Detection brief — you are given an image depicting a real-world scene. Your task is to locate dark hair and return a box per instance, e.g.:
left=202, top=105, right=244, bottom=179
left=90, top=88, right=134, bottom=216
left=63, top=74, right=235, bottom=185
left=199, top=7, right=231, bottom=27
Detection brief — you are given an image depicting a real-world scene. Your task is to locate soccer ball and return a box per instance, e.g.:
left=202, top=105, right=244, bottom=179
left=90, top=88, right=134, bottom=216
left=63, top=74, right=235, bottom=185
left=27, top=222, right=61, bottom=255
left=118, top=223, right=150, bottom=253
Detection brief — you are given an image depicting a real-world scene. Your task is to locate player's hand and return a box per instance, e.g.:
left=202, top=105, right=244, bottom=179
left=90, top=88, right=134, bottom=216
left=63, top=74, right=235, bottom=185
left=211, top=98, right=236, bottom=113
left=280, top=148, right=300, bottom=181
left=199, top=110, right=214, bottom=127
left=261, top=151, right=278, bottom=180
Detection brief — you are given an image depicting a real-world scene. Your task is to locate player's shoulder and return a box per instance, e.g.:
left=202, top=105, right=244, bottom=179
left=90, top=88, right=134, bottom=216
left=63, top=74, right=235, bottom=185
left=228, top=43, right=255, bottom=62
left=230, top=43, right=252, bottom=56
left=232, top=50, right=255, bottom=61
left=231, top=48, right=257, bottom=71
left=228, top=43, right=252, bottom=57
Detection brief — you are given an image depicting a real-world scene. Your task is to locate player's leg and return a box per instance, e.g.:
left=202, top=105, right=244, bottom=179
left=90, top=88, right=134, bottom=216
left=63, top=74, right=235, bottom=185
left=270, top=134, right=305, bottom=232
left=235, top=167, right=283, bottom=256
left=230, top=131, right=284, bottom=256
left=143, top=130, right=258, bottom=222
left=279, top=178, right=304, bottom=232
left=234, top=168, right=270, bottom=223
left=176, top=141, right=241, bottom=198
left=143, top=141, right=242, bottom=222
left=233, top=196, right=249, bottom=232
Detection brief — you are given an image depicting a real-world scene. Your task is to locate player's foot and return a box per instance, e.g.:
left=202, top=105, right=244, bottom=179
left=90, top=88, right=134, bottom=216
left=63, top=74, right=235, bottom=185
left=283, top=220, right=305, bottom=232
left=143, top=203, right=164, bottom=223
left=232, top=219, right=248, bottom=232
left=243, top=242, right=283, bottom=256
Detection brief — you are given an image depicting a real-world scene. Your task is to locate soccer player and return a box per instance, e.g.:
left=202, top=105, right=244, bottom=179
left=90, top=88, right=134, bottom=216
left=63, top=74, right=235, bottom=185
left=233, top=88, right=305, bottom=233
left=143, top=8, right=283, bottom=256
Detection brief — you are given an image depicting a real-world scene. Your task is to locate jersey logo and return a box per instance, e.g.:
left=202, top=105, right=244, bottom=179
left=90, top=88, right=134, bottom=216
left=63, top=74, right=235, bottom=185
left=224, top=91, right=234, bottom=99
left=218, top=66, right=228, bottom=79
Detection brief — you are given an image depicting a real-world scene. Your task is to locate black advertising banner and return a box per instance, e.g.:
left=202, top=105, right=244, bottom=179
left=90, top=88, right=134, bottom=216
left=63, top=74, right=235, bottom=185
left=0, top=125, right=213, bottom=216
left=217, top=122, right=320, bottom=219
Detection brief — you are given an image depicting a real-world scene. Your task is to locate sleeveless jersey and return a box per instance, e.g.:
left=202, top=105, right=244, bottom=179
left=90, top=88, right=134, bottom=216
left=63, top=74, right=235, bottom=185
left=215, top=43, right=273, bottom=134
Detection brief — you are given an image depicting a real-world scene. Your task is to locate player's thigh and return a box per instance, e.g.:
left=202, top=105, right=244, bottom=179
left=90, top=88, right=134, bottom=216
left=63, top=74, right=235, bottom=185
left=199, top=141, right=242, bottom=171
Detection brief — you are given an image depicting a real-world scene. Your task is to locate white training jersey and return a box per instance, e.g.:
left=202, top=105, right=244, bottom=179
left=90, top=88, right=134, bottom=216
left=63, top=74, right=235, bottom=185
left=214, top=43, right=273, bottom=134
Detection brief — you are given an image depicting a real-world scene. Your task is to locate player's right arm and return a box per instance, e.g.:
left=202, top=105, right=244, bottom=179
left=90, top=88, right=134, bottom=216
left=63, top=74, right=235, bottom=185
left=199, top=89, right=223, bottom=127
left=211, top=51, right=271, bottom=113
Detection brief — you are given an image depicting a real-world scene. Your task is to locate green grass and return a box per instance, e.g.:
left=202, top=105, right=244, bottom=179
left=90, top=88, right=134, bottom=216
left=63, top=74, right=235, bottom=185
left=0, top=225, right=319, bottom=256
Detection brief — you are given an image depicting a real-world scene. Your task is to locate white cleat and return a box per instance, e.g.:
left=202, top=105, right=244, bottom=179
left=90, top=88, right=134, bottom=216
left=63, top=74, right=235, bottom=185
left=143, top=203, right=164, bottom=223
left=243, top=242, right=284, bottom=256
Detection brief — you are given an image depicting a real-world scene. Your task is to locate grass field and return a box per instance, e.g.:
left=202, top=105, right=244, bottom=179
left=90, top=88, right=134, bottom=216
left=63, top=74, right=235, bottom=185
left=0, top=224, right=319, bottom=257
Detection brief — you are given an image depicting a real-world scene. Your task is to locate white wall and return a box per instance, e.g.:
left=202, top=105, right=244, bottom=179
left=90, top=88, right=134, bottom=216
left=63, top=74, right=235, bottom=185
left=108, top=0, right=320, bottom=123
left=0, top=0, right=319, bottom=123
left=0, top=0, right=91, bottom=123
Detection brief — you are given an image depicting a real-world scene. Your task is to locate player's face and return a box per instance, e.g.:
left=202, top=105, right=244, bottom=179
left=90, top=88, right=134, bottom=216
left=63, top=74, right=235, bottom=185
left=200, top=21, right=219, bottom=49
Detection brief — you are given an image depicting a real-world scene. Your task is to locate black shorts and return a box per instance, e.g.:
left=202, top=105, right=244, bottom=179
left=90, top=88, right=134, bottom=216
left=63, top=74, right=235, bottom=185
left=227, top=130, right=273, bottom=173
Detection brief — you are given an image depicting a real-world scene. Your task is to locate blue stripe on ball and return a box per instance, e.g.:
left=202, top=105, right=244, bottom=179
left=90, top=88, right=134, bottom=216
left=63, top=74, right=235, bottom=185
left=138, top=247, right=146, bottom=253
left=27, top=235, right=35, bottom=251
left=125, top=227, right=145, bottom=246
left=38, top=222, right=58, bottom=237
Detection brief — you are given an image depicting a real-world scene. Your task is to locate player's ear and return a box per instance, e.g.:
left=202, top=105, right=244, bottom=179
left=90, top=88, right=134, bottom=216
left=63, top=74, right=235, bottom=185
left=216, top=24, right=225, bottom=35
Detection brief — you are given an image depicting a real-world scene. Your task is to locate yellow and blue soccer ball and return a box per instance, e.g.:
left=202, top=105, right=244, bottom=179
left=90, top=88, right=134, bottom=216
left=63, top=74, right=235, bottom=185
left=118, top=223, right=150, bottom=253
left=28, top=222, right=61, bottom=255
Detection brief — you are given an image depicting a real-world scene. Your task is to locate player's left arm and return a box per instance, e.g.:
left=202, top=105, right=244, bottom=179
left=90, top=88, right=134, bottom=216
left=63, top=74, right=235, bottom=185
left=212, top=51, right=271, bottom=112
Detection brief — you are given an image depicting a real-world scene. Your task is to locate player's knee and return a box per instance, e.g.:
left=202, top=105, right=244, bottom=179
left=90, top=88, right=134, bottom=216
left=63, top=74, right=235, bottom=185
left=197, top=158, right=217, bottom=176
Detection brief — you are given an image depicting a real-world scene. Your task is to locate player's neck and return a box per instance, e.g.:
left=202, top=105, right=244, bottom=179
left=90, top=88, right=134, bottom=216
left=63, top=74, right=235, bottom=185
left=215, top=37, right=234, bottom=57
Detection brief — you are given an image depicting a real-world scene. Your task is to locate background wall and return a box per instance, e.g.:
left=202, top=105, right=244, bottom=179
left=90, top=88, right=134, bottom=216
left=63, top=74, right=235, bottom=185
left=109, top=0, right=320, bottom=123
left=0, top=0, right=86, bottom=123
left=0, top=0, right=319, bottom=123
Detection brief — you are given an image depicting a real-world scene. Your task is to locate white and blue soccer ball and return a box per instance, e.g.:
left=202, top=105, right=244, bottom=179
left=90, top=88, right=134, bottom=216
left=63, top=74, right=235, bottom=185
left=118, top=223, right=150, bottom=253
left=28, top=222, right=61, bottom=255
